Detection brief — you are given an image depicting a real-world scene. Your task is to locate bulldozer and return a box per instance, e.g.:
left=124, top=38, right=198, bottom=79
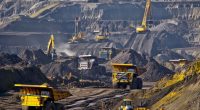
left=15, top=84, right=72, bottom=110
left=46, top=34, right=57, bottom=60
left=112, top=63, right=143, bottom=89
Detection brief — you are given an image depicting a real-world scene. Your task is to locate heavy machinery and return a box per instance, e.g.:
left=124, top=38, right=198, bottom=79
left=112, top=63, right=143, bottom=89
left=95, top=26, right=110, bottom=42
left=68, top=17, right=85, bottom=43
left=68, top=32, right=85, bottom=43
left=99, top=47, right=116, bottom=60
left=78, top=55, right=98, bottom=70
left=119, top=99, right=134, bottom=110
left=46, top=34, right=57, bottom=60
left=169, top=59, right=190, bottom=67
left=119, top=99, right=150, bottom=110
left=136, top=0, right=151, bottom=33
left=15, top=84, right=72, bottom=110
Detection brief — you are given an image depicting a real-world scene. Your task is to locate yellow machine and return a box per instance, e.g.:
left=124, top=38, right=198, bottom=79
left=119, top=99, right=134, bottom=110
left=119, top=99, right=149, bottom=110
left=112, top=63, right=143, bottom=89
left=136, top=0, right=151, bottom=33
left=68, top=32, right=85, bottom=43
left=47, top=34, right=57, bottom=60
left=95, top=26, right=110, bottom=42
left=95, top=35, right=108, bottom=42
left=15, top=84, right=72, bottom=110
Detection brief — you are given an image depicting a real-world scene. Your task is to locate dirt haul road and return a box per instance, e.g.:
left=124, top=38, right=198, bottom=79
left=0, top=82, right=154, bottom=110
left=0, top=88, right=129, bottom=110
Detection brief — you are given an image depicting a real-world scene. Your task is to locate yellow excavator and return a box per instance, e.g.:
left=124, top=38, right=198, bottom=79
left=136, top=0, right=151, bottom=33
left=46, top=34, right=57, bottom=60
left=68, top=32, right=85, bottom=43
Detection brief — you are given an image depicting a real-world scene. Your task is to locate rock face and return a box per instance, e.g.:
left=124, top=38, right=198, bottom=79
left=141, top=58, right=174, bottom=82
left=40, top=61, right=77, bottom=77
left=0, top=65, right=49, bottom=92
left=19, top=49, right=52, bottom=64
left=109, top=49, right=147, bottom=66
left=129, top=22, right=189, bottom=56
left=0, top=53, right=22, bottom=66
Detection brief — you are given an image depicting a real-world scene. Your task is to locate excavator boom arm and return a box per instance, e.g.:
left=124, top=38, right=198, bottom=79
left=47, top=34, right=55, bottom=55
left=142, top=0, right=151, bottom=27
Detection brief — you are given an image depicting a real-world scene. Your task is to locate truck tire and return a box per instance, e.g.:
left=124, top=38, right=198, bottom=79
left=137, top=78, right=143, bottom=89
left=112, top=82, right=118, bottom=89
left=43, top=102, right=56, bottom=110
left=22, top=106, right=30, bottom=110
left=131, top=78, right=143, bottom=89
left=55, top=103, right=65, bottom=110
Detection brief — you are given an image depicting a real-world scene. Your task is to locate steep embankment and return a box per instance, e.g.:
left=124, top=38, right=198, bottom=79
left=0, top=65, right=49, bottom=92
left=129, top=59, right=200, bottom=110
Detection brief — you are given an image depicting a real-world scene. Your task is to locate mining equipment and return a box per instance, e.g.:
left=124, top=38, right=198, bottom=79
left=78, top=55, right=98, bottom=70
left=46, top=34, right=57, bottom=60
left=99, top=47, right=116, bottom=60
left=95, top=26, right=110, bottom=42
left=119, top=99, right=150, bottom=110
left=15, top=84, right=72, bottom=110
left=68, top=17, right=85, bottom=43
left=169, top=59, right=190, bottom=67
left=136, top=0, right=151, bottom=33
left=112, top=63, right=143, bottom=89
left=119, top=99, right=134, bottom=110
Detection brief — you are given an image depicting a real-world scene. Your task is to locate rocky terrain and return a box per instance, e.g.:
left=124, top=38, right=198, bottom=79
left=0, top=0, right=200, bottom=110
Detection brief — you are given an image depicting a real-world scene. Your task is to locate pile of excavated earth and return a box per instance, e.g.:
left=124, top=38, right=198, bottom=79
left=1, top=0, right=200, bottom=110
left=121, top=59, right=200, bottom=110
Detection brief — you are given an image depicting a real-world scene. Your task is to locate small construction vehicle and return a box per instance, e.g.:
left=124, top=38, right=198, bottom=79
left=95, top=26, right=110, bottom=42
left=119, top=99, right=134, bottom=110
left=112, top=63, right=143, bottom=89
left=99, top=47, right=116, bottom=60
left=15, top=84, right=72, bottom=110
left=68, top=32, right=85, bottom=43
left=78, top=55, right=98, bottom=70
left=46, top=34, right=57, bottom=60
left=119, top=99, right=150, bottom=110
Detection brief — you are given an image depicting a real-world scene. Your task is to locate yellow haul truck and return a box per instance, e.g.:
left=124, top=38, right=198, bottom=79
left=15, top=84, right=72, bottom=110
left=112, top=63, right=143, bottom=89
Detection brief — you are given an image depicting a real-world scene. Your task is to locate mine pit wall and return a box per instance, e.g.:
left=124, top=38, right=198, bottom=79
left=1, top=2, right=200, bottom=55
left=0, top=33, right=72, bottom=54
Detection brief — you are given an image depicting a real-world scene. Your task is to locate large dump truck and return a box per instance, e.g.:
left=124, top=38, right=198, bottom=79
left=15, top=84, right=72, bottom=110
left=78, top=55, right=98, bottom=70
left=112, top=63, right=143, bottom=89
